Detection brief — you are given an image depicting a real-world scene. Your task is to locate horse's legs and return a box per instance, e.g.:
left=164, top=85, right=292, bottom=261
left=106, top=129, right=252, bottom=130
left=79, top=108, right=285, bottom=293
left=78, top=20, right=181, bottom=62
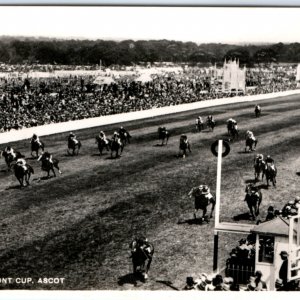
left=54, top=163, right=62, bottom=174
left=52, top=168, right=56, bottom=177
left=202, top=207, right=207, bottom=219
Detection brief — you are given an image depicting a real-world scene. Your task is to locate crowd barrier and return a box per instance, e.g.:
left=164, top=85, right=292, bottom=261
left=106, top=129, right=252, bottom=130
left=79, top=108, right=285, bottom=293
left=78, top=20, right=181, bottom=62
left=1, top=89, right=300, bottom=145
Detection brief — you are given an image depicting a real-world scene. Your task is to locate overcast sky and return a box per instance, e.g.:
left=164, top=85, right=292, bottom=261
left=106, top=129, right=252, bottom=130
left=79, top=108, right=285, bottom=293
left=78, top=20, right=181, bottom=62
left=0, top=6, right=300, bottom=44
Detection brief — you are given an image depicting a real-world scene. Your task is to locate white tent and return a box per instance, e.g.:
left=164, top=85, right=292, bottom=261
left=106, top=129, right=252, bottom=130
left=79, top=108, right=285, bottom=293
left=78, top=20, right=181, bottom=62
left=135, top=74, right=153, bottom=83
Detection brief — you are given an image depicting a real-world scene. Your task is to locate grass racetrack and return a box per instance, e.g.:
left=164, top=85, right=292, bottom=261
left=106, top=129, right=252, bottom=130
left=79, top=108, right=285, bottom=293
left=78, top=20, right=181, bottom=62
left=0, top=94, right=300, bottom=290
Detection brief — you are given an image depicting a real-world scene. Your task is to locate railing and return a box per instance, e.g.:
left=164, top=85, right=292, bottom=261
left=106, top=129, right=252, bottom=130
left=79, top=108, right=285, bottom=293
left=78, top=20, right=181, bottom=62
left=225, top=259, right=255, bottom=284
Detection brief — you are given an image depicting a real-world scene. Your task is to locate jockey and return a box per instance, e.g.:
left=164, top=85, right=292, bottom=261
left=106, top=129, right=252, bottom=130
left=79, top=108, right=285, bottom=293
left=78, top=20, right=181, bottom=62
left=112, top=131, right=122, bottom=145
left=44, top=151, right=53, bottom=164
left=265, top=155, right=275, bottom=170
left=119, top=126, right=128, bottom=135
left=254, top=154, right=264, bottom=165
left=202, top=185, right=214, bottom=200
left=16, top=157, right=27, bottom=171
left=99, top=131, right=109, bottom=145
left=196, top=116, right=203, bottom=124
left=207, top=115, right=214, bottom=122
left=246, top=130, right=256, bottom=141
left=31, top=133, right=42, bottom=147
left=4, top=146, right=16, bottom=158
left=180, top=134, right=188, bottom=144
left=69, top=132, right=78, bottom=144
left=255, top=104, right=261, bottom=111
left=132, top=236, right=152, bottom=258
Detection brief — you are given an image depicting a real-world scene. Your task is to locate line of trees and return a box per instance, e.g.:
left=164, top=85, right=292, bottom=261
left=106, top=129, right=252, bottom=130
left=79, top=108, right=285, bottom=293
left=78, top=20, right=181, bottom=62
left=0, top=36, right=300, bottom=66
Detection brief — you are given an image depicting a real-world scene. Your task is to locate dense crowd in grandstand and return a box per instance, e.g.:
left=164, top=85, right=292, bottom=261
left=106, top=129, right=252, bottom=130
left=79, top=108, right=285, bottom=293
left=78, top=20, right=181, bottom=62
left=0, top=64, right=297, bottom=132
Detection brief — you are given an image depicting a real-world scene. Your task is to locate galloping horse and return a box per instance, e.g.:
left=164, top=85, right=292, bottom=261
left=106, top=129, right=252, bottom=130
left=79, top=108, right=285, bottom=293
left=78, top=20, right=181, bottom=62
left=254, top=159, right=265, bottom=181
left=119, top=129, right=131, bottom=146
left=196, top=118, right=204, bottom=132
left=158, top=127, right=170, bottom=145
left=245, top=137, right=258, bottom=152
left=206, top=119, right=216, bottom=131
left=67, top=138, right=81, bottom=156
left=95, top=136, right=110, bottom=155
left=13, top=163, right=34, bottom=187
left=245, top=184, right=262, bottom=220
left=227, top=121, right=239, bottom=140
left=31, top=140, right=45, bottom=157
left=110, top=139, right=124, bottom=158
left=179, top=139, right=191, bottom=158
left=264, top=164, right=277, bottom=187
left=129, top=238, right=154, bottom=281
left=255, top=106, right=261, bottom=118
left=1, top=150, right=24, bottom=170
left=189, top=187, right=215, bottom=221
left=38, top=153, right=62, bottom=178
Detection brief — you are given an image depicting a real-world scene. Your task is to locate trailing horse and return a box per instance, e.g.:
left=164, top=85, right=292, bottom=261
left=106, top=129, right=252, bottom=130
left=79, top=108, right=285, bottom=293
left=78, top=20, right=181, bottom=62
left=129, top=238, right=154, bottom=281
left=31, top=140, right=45, bottom=157
left=158, top=127, right=170, bottom=145
left=264, top=164, right=277, bottom=187
left=245, top=137, right=258, bottom=152
left=179, top=140, right=191, bottom=158
left=95, top=136, right=110, bottom=155
left=1, top=150, right=24, bottom=170
left=67, top=139, right=82, bottom=156
left=13, top=163, right=34, bottom=187
left=110, top=139, right=124, bottom=158
left=38, top=153, right=62, bottom=178
left=244, top=184, right=262, bottom=220
left=254, top=160, right=265, bottom=181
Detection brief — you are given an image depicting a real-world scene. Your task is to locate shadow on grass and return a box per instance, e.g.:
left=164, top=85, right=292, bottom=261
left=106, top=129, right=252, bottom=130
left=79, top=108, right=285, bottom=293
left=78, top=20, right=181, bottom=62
left=118, top=273, right=145, bottom=287
left=156, top=280, right=180, bottom=291
left=177, top=217, right=210, bottom=225
left=233, top=212, right=252, bottom=221
left=6, top=184, right=23, bottom=190
left=244, top=179, right=256, bottom=184
left=296, top=172, right=300, bottom=176
left=256, top=183, right=269, bottom=190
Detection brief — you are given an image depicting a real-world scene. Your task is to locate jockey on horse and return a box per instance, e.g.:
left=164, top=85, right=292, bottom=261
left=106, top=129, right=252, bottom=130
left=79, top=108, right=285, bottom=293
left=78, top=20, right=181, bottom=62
left=31, top=133, right=43, bottom=148
left=188, top=184, right=215, bottom=222
left=265, top=155, right=276, bottom=171
left=4, top=146, right=17, bottom=159
left=38, top=151, right=54, bottom=165
left=118, top=126, right=131, bottom=144
left=68, top=132, right=79, bottom=145
left=195, top=116, right=204, bottom=131
left=112, top=131, right=122, bottom=146
left=255, top=104, right=261, bottom=117
left=99, top=131, right=110, bottom=148
left=130, top=236, right=154, bottom=281
left=244, top=183, right=262, bottom=220
left=227, top=118, right=238, bottom=138
left=245, top=130, right=257, bottom=152
left=16, top=157, right=28, bottom=172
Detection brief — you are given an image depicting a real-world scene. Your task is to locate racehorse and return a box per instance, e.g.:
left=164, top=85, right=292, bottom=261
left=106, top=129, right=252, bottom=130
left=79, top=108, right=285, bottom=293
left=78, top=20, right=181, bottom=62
left=95, top=136, right=110, bottom=155
left=254, top=159, right=265, bottom=181
left=38, top=153, right=62, bottom=178
left=189, top=187, right=215, bottom=222
left=13, top=163, right=34, bottom=187
left=245, top=137, right=258, bottom=152
left=110, top=139, right=124, bottom=158
left=158, top=127, right=170, bottom=145
left=264, top=164, right=277, bottom=187
left=129, top=238, right=154, bottom=281
left=227, top=122, right=239, bottom=140
left=255, top=106, right=261, bottom=118
left=179, top=140, right=191, bottom=158
left=245, top=184, right=262, bottom=220
left=67, top=138, right=82, bottom=156
left=31, top=140, right=45, bottom=157
left=206, top=119, right=216, bottom=131
left=196, top=119, right=204, bottom=132
left=119, top=130, right=131, bottom=146
left=1, top=150, right=25, bottom=170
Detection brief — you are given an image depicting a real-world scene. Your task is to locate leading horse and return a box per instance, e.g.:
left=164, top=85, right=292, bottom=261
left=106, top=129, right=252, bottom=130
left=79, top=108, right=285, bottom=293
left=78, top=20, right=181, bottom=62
left=13, top=163, right=34, bottom=187
left=129, top=238, right=154, bottom=281
left=110, top=139, right=124, bottom=158
left=254, top=159, right=265, bottom=181
left=189, top=187, right=215, bottom=222
left=244, top=184, right=262, bottom=220
left=179, top=140, right=191, bottom=158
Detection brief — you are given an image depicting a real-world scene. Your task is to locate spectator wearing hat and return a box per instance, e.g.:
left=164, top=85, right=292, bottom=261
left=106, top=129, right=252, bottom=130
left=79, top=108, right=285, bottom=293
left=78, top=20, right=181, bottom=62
left=279, top=250, right=289, bottom=289
left=183, top=276, right=198, bottom=290
left=254, top=270, right=268, bottom=291
left=265, top=206, right=275, bottom=221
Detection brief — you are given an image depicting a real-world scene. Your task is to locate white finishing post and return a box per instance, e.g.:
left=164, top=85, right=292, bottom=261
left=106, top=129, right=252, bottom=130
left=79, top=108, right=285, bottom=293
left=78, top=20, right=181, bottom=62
left=214, top=139, right=223, bottom=228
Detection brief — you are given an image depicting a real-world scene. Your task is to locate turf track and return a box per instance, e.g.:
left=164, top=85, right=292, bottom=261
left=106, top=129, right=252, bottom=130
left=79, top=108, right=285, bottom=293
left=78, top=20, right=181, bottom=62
left=0, top=94, right=299, bottom=290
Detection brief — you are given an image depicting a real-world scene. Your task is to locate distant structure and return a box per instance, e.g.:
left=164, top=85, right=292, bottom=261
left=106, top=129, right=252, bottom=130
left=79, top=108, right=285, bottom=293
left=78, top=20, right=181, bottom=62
left=214, top=59, right=246, bottom=93
left=296, top=64, right=300, bottom=88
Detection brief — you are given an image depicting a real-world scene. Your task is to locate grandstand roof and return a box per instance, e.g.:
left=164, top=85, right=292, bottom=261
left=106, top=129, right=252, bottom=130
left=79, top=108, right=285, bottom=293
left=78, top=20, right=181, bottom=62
left=251, top=217, right=291, bottom=237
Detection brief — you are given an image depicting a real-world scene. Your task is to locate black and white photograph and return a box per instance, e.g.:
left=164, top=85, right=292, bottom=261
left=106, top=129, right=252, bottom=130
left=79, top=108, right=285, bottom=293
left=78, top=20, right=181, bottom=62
left=0, top=5, right=299, bottom=295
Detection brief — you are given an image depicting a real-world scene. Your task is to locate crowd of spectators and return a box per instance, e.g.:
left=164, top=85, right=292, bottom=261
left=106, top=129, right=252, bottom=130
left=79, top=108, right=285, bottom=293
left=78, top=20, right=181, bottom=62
left=0, top=64, right=298, bottom=132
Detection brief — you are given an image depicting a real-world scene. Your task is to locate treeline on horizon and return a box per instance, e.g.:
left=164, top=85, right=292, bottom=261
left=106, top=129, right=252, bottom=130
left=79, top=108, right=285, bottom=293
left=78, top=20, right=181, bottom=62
left=1, top=36, right=300, bottom=66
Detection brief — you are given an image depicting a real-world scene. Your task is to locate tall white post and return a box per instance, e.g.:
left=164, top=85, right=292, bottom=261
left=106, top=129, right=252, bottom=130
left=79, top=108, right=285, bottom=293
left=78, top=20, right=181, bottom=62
left=214, top=140, right=223, bottom=228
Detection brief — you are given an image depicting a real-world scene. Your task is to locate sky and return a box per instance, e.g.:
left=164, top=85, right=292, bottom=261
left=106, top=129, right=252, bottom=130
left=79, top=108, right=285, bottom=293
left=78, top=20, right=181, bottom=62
left=0, top=6, right=300, bottom=44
